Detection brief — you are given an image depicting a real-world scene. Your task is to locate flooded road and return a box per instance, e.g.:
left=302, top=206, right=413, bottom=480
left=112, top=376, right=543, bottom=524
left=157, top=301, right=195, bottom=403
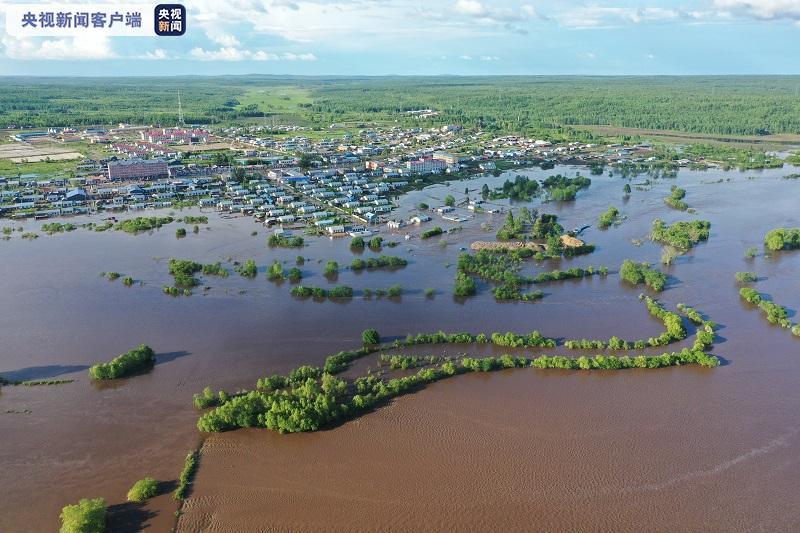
left=1, top=164, right=799, bottom=531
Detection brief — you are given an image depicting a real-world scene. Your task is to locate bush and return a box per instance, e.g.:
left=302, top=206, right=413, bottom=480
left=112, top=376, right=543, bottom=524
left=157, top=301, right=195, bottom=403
left=168, top=259, right=202, bottom=287
left=454, top=271, right=477, bottom=297
left=324, top=261, right=339, bottom=276
left=368, top=236, right=383, bottom=249
left=176, top=227, right=187, bottom=237
left=421, top=226, right=443, bottom=239
left=267, top=261, right=284, bottom=280
left=619, top=260, right=666, bottom=292
left=173, top=450, right=198, bottom=500
left=115, top=216, right=174, bottom=233
left=287, top=267, right=302, bottom=282
left=89, top=345, right=155, bottom=380
left=387, top=284, right=402, bottom=297
left=236, top=259, right=257, bottom=278
left=735, top=271, right=758, bottom=283
left=60, top=498, right=106, bottom=533
left=350, top=236, right=365, bottom=249
left=650, top=219, right=710, bottom=251
left=127, top=477, right=158, bottom=502
left=764, top=228, right=800, bottom=251
left=362, top=329, right=380, bottom=345
left=268, top=234, right=305, bottom=248
left=597, top=206, right=620, bottom=229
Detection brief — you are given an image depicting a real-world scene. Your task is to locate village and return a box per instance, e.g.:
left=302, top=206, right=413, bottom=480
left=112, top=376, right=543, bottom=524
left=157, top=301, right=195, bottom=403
left=0, top=120, right=697, bottom=237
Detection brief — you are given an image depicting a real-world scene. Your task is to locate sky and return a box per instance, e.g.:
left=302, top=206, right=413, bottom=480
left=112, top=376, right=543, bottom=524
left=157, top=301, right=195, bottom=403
left=1, top=0, right=800, bottom=76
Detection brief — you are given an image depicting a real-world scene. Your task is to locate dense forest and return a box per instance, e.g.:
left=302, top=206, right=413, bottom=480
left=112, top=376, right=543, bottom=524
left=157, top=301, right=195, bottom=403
left=3, top=75, right=800, bottom=136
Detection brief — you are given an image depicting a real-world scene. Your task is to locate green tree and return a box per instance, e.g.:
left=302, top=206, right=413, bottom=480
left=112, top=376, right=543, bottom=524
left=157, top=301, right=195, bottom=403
left=60, top=498, right=106, bottom=533
left=444, top=194, right=455, bottom=207
left=362, top=329, right=380, bottom=345
left=127, top=477, right=158, bottom=502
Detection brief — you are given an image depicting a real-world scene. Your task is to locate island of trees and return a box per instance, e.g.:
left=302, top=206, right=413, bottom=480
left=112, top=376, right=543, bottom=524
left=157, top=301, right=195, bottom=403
left=88, top=344, right=155, bottom=380
left=764, top=228, right=800, bottom=251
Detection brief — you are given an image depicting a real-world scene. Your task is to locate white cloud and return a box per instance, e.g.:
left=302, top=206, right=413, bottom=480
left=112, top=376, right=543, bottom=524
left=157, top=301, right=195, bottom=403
left=455, top=0, right=486, bottom=17
left=139, top=49, right=171, bottom=60
left=190, top=47, right=317, bottom=61
left=712, top=0, right=800, bottom=20
left=459, top=54, right=473, bottom=60
left=207, top=31, right=241, bottom=48
left=555, top=6, right=680, bottom=28
left=1, top=34, right=116, bottom=60
left=480, top=55, right=500, bottom=61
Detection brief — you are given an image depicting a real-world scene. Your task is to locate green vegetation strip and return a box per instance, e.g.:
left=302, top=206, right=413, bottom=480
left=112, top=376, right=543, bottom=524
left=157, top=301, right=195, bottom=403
left=194, top=300, right=721, bottom=434
left=174, top=449, right=199, bottom=501
left=88, top=344, right=155, bottom=380
left=740, top=288, right=799, bottom=335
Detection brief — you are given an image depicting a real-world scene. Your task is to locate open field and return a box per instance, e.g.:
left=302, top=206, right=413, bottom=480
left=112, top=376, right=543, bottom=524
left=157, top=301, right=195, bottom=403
left=0, top=142, right=83, bottom=162
left=576, top=124, right=800, bottom=150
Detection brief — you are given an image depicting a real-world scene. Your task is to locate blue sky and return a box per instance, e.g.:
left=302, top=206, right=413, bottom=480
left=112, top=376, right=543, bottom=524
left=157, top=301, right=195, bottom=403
left=1, top=0, right=799, bottom=75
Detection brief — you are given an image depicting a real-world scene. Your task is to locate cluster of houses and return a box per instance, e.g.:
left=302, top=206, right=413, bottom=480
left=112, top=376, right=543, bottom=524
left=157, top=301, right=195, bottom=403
left=214, top=166, right=415, bottom=232
left=0, top=179, right=90, bottom=218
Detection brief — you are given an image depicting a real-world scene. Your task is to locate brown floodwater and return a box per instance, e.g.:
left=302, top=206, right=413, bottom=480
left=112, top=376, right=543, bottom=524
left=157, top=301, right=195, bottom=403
left=1, top=164, right=799, bottom=532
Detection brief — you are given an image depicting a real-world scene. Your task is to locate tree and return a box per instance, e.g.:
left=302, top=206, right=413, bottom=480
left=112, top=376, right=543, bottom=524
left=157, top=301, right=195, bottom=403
left=481, top=183, right=490, bottom=197
left=623, top=183, right=632, bottom=195
left=324, top=261, right=339, bottom=276
left=299, top=153, right=314, bottom=169
left=60, top=498, right=106, bottom=533
left=444, top=194, right=455, bottom=207
left=127, top=478, right=159, bottom=502
left=362, top=329, right=380, bottom=345
left=546, top=234, right=563, bottom=255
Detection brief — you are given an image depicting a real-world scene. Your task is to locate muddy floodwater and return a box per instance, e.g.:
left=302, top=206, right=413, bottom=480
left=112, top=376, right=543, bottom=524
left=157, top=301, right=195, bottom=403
left=1, top=165, right=800, bottom=532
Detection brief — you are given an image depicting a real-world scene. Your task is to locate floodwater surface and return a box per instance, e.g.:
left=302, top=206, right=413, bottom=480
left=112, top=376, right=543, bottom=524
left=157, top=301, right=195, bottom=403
left=1, top=165, right=799, bottom=532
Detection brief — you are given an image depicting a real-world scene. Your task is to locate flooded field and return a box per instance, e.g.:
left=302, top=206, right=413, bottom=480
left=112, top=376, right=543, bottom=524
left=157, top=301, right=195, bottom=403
left=2, top=164, right=799, bottom=531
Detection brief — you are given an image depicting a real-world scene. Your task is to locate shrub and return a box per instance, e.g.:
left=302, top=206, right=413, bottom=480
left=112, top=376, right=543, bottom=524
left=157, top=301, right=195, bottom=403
left=350, top=236, right=365, bottom=249
left=362, top=329, right=380, bottom=345
left=597, top=206, right=620, bottom=229
left=735, top=271, right=758, bottom=283
left=453, top=271, right=477, bottom=297
left=421, top=226, right=443, bottom=239
left=324, top=261, right=339, bottom=276
left=268, top=234, right=305, bottom=247
left=650, top=219, right=710, bottom=251
left=764, top=228, right=800, bottom=251
left=176, top=227, right=187, bottom=237
left=236, top=259, right=257, bottom=277
left=268, top=261, right=284, bottom=280
left=619, top=260, right=666, bottom=292
left=127, top=477, right=158, bottom=502
left=60, top=498, right=106, bottom=533
left=173, top=450, right=198, bottom=500
left=89, top=345, right=155, bottom=380
left=287, top=267, right=302, bottom=282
